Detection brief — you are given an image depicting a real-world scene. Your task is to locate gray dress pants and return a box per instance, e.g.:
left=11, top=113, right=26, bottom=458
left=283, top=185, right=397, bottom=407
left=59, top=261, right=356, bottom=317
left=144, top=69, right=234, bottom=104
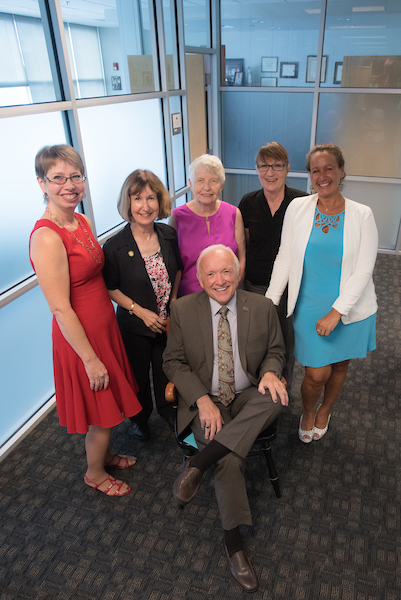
left=191, top=387, right=282, bottom=530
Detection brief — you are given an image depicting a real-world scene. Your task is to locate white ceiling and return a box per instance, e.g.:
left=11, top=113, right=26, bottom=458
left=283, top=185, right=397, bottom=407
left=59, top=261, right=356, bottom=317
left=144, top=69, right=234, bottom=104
left=0, top=1, right=399, bottom=31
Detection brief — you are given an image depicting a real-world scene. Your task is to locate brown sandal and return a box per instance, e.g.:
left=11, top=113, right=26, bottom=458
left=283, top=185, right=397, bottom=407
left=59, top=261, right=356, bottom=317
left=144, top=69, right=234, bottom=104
left=104, top=454, right=137, bottom=470
left=84, top=474, right=131, bottom=496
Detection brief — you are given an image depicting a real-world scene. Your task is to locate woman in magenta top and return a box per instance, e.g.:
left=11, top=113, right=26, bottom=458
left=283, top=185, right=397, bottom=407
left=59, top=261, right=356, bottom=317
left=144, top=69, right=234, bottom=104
left=169, top=154, right=246, bottom=296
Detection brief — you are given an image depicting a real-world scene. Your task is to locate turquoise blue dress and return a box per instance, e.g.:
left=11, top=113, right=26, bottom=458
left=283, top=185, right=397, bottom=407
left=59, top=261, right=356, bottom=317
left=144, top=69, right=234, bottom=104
left=293, top=209, right=376, bottom=368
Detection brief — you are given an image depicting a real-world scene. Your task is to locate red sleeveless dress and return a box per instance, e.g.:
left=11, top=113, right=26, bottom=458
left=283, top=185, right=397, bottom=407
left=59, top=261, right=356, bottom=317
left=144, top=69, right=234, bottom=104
left=29, top=214, right=142, bottom=434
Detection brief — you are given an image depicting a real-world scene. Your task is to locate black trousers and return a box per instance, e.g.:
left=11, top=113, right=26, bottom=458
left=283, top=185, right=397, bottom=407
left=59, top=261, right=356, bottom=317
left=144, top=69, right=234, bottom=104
left=244, top=280, right=295, bottom=390
left=120, top=329, right=175, bottom=424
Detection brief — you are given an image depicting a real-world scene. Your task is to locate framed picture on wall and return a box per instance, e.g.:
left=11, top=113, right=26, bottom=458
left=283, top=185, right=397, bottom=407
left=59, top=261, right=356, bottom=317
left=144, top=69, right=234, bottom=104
left=306, top=56, right=328, bottom=83
left=111, top=76, right=122, bottom=90
left=260, top=77, right=277, bottom=87
left=261, top=57, right=278, bottom=73
left=333, top=62, right=343, bottom=85
left=280, top=62, right=299, bottom=78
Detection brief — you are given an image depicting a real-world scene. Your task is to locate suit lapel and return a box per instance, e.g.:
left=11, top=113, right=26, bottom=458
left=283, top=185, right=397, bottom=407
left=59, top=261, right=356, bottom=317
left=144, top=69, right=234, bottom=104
left=236, top=290, right=250, bottom=373
left=197, top=292, right=214, bottom=376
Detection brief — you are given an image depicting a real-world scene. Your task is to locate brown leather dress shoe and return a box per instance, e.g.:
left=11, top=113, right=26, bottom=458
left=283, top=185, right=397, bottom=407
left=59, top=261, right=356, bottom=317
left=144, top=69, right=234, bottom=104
left=173, top=459, right=202, bottom=505
left=223, top=541, right=258, bottom=593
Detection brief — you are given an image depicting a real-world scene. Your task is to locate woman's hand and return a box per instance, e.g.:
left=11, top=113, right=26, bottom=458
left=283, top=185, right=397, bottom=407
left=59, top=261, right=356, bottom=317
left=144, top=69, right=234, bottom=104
left=108, top=291, right=168, bottom=335
left=83, top=356, right=110, bottom=391
left=316, top=308, right=342, bottom=337
left=138, top=306, right=167, bottom=334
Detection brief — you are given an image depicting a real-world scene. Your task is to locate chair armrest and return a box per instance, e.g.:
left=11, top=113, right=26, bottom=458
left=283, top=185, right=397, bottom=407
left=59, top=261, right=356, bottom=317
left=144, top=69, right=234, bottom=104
left=165, top=382, right=177, bottom=403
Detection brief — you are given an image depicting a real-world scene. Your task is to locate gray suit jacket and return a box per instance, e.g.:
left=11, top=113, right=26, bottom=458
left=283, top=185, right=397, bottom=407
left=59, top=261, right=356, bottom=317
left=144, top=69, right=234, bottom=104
left=163, top=289, right=285, bottom=435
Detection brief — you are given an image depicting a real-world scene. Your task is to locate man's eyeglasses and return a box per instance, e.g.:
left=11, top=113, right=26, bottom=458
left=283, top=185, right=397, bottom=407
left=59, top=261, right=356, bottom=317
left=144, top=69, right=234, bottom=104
left=45, top=175, right=86, bottom=185
left=256, top=163, right=288, bottom=173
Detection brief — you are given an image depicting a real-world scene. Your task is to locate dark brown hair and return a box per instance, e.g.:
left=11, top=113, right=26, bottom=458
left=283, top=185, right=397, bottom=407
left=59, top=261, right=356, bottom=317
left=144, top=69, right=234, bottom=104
left=306, top=143, right=345, bottom=173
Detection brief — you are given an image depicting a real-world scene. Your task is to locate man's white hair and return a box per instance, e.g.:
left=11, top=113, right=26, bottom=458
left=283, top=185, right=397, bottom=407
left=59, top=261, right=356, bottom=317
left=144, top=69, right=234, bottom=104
left=196, top=244, right=240, bottom=278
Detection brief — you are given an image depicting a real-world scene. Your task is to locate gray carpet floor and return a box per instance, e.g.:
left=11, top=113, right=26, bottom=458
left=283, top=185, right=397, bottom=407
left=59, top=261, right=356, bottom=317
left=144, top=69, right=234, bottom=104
left=0, top=254, right=400, bottom=600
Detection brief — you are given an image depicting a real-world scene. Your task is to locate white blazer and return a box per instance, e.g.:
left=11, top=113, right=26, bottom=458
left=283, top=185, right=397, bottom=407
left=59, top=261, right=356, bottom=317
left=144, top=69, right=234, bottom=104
left=266, top=194, right=378, bottom=325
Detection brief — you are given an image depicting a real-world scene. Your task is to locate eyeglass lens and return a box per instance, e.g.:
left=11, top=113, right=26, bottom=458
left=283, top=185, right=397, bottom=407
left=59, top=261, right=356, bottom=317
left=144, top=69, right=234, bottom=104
left=257, top=163, right=287, bottom=172
left=46, top=175, right=85, bottom=184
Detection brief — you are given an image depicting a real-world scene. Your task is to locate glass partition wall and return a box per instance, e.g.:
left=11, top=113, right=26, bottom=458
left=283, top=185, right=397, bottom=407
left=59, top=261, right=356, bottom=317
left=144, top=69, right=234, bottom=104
left=220, top=0, right=401, bottom=252
left=0, top=0, right=190, bottom=451
left=1, top=0, right=401, bottom=453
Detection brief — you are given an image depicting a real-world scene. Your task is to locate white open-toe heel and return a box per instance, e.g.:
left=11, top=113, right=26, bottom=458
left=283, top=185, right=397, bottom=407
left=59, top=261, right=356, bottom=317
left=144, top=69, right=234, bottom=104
left=298, top=415, right=314, bottom=443
left=313, top=405, right=331, bottom=440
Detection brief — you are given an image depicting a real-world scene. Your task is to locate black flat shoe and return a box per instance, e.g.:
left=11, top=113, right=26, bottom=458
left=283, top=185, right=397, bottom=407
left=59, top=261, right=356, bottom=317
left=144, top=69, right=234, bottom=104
left=130, top=422, right=150, bottom=441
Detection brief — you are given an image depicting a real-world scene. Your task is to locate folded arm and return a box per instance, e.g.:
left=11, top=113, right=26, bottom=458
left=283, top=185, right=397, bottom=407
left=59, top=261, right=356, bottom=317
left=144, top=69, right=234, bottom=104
left=107, top=288, right=167, bottom=333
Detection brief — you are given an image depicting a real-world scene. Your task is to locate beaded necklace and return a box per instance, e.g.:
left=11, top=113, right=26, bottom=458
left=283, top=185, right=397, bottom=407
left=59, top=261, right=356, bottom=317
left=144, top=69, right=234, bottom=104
left=45, top=209, right=102, bottom=264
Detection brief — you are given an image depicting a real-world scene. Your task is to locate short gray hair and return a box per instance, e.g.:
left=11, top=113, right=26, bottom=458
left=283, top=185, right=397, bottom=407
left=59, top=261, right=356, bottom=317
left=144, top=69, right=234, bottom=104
left=196, top=244, right=240, bottom=278
left=188, top=154, right=226, bottom=186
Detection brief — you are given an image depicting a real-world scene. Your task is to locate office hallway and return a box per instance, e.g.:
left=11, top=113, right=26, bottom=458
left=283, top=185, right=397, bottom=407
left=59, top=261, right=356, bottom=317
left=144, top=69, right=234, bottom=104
left=0, top=254, right=400, bottom=600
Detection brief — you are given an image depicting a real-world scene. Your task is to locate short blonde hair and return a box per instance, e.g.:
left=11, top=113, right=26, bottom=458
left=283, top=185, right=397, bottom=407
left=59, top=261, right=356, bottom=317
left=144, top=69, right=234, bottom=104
left=255, top=142, right=288, bottom=167
left=117, top=170, right=172, bottom=222
left=35, top=144, right=85, bottom=180
left=196, top=244, right=240, bottom=278
left=188, top=154, right=225, bottom=186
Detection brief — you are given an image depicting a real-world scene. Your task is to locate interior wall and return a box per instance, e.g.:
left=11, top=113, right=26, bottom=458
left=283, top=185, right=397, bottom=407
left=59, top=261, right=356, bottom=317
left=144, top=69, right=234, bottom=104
left=222, top=26, right=401, bottom=88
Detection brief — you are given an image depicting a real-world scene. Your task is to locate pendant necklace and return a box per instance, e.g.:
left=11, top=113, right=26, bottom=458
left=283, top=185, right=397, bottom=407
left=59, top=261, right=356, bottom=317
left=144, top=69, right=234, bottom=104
left=45, top=208, right=102, bottom=264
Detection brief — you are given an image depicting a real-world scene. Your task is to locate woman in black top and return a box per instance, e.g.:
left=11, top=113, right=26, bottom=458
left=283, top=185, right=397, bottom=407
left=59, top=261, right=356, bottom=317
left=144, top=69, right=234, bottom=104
left=103, top=170, right=183, bottom=440
left=239, top=142, right=307, bottom=388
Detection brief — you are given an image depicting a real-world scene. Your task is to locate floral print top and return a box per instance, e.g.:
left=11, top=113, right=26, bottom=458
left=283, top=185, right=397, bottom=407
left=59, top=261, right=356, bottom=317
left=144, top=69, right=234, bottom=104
left=143, top=249, right=171, bottom=320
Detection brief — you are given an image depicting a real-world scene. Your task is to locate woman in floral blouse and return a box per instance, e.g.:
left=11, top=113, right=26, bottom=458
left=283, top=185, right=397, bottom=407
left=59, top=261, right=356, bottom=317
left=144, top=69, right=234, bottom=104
left=103, top=170, right=183, bottom=441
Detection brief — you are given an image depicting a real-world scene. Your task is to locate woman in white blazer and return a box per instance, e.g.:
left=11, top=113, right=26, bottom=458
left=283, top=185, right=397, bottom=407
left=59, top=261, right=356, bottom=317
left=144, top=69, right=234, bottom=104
left=266, top=144, right=378, bottom=443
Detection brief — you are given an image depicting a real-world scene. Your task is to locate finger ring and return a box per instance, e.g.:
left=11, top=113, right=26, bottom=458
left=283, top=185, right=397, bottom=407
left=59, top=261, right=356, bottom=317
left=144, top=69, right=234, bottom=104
left=205, top=425, right=211, bottom=429
left=317, top=329, right=323, bottom=333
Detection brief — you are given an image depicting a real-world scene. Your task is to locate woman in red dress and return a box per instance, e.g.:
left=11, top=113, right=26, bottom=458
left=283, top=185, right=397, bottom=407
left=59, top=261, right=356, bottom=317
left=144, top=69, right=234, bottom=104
left=30, top=145, right=142, bottom=497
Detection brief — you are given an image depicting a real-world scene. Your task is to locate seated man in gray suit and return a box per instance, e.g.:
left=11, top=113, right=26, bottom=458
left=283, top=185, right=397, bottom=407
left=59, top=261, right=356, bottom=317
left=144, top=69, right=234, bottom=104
left=163, top=244, right=288, bottom=593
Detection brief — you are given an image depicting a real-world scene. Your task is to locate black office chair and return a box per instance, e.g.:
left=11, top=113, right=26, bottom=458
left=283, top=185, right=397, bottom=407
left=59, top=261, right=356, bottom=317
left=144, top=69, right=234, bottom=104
left=165, top=382, right=282, bottom=498
left=248, top=420, right=281, bottom=498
